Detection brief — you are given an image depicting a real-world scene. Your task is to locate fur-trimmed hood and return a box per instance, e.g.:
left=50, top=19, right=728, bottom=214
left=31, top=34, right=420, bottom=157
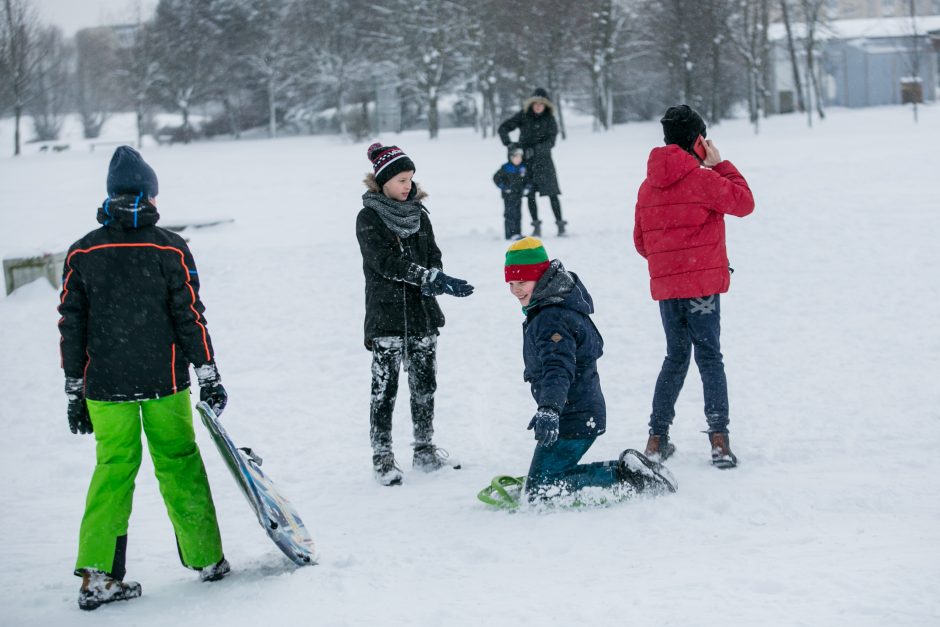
left=523, top=95, right=556, bottom=117
left=363, top=172, right=428, bottom=201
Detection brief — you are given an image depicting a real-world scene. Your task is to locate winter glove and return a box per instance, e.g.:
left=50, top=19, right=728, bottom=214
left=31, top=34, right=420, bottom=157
left=421, top=269, right=474, bottom=298
left=65, top=376, right=93, bottom=435
left=195, top=362, right=228, bottom=416
left=527, top=407, right=559, bottom=447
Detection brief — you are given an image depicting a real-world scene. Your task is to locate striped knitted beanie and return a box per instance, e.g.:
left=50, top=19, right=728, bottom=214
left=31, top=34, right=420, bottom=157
left=505, top=237, right=550, bottom=282
left=367, top=142, right=416, bottom=188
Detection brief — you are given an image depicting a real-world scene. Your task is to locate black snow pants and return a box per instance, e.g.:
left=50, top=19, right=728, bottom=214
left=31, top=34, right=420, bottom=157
left=369, top=335, right=437, bottom=463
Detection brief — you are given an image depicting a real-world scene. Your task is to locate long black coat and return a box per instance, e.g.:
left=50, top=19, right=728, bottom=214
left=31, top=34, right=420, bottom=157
left=498, top=105, right=561, bottom=197
left=522, top=261, right=606, bottom=439
left=356, top=179, right=445, bottom=350
left=58, top=196, right=216, bottom=401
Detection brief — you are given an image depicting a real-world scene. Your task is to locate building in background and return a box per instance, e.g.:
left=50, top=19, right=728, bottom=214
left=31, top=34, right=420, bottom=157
left=769, top=15, right=940, bottom=111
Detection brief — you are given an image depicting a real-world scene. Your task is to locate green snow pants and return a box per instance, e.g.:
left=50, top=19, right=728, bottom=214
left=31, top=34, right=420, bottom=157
left=75, top=389, right=223, bottom=578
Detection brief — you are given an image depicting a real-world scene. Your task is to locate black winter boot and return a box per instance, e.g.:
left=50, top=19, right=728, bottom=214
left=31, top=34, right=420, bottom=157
left=413, top=443, right=461, bottom=472
left=199, top=557, right=231, bottom=582
left=555, top=220, right=567, bottom=236
left=618, top=449, right=677, bottom=494
left=78, top=569, right=142, bottom=611
left=373, top=452, right=403, bottom=486
left=531, top=220, right=542, bottom=237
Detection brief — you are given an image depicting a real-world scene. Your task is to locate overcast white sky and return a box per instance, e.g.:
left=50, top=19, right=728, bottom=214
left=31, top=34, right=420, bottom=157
left=31, top=0, right=157, bottom=36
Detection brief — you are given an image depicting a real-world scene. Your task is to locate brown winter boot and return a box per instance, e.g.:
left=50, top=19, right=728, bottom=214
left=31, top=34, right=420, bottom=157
left=644, top=434, right=676, bottom=462
left=708, top=432, right=738, bottom=469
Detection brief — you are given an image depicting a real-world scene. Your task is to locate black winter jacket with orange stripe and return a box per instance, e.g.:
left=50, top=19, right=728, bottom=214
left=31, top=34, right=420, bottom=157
left=58, top=195, right=216, bottom=401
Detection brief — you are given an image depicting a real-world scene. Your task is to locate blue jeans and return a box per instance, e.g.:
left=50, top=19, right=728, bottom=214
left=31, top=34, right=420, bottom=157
left=650, top=295, right=729, bottom=435
left=525, top=437, right=620, bottom=498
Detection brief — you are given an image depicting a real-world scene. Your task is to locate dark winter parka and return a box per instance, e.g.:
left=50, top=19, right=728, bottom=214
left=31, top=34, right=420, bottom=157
left=498, top=96, right=561, bottom=197
left=356, top=175, right=445, bottom=350
left=523, top=260, right=606, bottom=439
left=58, top=195, right=216, bottom=401
left=493, top=162, right=529, bottom=200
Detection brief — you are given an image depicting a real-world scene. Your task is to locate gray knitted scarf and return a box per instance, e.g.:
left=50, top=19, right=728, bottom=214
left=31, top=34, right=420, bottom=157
left=362, top=192, right=422, bottom=238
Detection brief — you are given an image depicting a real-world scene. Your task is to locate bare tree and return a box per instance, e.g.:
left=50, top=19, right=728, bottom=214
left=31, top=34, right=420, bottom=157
left=29, top=25, right=69, bottom=141
left=779, top=0, right=806, bottom=112
left=115, top=15, right=160, bottom=148
left=799, top=0, right=827, bottom=126
left=149, top=0, right=222, bottom=143
left=75, top=27, right=120, bottom=138
left=1, top=0, right=39, bottom=155
left=728, top=0, right=772, bottom=132
left=904, top=0, right=922, bottom=122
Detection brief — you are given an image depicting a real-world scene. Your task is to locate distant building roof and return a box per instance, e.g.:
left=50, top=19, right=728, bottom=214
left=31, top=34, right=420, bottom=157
left=769, top=15, right=940, bottom=42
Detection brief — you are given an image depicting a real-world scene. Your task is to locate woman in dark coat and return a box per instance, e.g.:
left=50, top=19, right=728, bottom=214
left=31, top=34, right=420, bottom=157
left=498, top=88, right=565, bottom=237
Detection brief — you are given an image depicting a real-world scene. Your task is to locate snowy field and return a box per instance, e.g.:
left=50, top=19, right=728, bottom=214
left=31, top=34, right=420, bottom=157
left=1, top=105, right=938, bottom=626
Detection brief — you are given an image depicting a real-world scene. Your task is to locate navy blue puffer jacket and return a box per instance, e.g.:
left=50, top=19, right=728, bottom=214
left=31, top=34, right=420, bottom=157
left=522, top=260, right=606, bottom=439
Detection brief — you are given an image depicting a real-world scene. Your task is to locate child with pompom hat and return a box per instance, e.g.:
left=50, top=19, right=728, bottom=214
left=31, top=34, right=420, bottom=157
left=357, top=142, right=474, bottom=486
left=504, top=237, right=677, bottom=501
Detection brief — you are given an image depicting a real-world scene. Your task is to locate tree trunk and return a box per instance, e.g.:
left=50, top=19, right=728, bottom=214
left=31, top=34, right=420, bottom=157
left=136, top=102, right=144, bottom=149
left=182, top=107, right=191, bottom=143
left=338, top=87, right=347, bottom=136
left=780, top=0, right=805, bottom=113
left=268, top=73, right=277, bottom=139
left=428, top=89, right=439, bottom=140
left=14, top=104, right=22, bottom=156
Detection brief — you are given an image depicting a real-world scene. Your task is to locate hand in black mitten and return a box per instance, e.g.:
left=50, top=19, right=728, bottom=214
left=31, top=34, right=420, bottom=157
left=422, top=269, right=474, bottom=298
left=195, top=363, right=228, bottom=416
left=527, top=407, right=559, bottom=447
left=65, top=377, right=93, bottom=435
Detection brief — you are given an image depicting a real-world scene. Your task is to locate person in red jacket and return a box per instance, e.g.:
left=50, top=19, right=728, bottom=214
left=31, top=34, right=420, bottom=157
left=633, top=105, right=754, bottom=469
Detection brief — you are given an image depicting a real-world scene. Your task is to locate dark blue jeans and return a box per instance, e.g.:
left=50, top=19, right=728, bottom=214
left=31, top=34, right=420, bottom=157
left=525, top=437, right=620, bottom=499
left=650, top=295, right=729, bottom=435
left=503, top=195, right=522, bottom=239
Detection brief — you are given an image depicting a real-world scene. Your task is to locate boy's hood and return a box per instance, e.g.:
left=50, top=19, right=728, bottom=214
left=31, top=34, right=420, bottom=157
left=96, top=194, right=159, bottom=229
left=645, top=144, right=700, bottom=188
left=526, top=260, right=594, bottom=317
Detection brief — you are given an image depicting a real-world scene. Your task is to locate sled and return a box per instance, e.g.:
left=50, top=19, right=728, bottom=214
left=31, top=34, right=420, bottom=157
left=196, top=402, right=317, bottom=567
left=477, top=475, right=527, bottom=510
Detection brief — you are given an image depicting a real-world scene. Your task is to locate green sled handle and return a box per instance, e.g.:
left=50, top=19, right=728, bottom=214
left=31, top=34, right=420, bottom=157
left=477, top=475, right=527, bottom=510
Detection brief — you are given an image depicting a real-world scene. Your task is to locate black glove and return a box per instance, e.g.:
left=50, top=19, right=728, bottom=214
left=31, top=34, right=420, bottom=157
left=65, top=376, right=93, bottom=435
left=421, top=269, right=474, bottom=298
left=527, top=407, right=559, bottom=447
left=195, top=363, right=228, bottom=416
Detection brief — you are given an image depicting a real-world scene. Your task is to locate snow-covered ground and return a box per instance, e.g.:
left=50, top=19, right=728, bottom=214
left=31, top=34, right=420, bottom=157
left=1, top=105, right=938, bottom=626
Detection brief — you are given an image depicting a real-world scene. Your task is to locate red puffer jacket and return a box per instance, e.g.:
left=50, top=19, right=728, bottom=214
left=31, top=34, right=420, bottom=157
left=634, top=145, right=754, bottom=301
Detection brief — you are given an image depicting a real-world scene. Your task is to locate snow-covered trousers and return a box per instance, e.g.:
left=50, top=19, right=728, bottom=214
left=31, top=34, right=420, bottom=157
left=525, top=437, right=621, bottom=500
left=369, top=335, right=438, bottom=462
left=649, top=294, right=729, bottom=435
left=75, top=389, right=223, bottom=579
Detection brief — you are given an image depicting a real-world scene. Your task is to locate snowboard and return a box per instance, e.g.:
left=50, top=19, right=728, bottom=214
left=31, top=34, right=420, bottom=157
left=196, top=402, right=317, bottom=567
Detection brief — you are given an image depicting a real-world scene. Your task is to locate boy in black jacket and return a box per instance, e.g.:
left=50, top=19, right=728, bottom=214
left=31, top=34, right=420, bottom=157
left=357, top=142, right=474, bottom=486
left=59, top=147, right=229, bottom=610
left=492, top=145, right=530, bottom=240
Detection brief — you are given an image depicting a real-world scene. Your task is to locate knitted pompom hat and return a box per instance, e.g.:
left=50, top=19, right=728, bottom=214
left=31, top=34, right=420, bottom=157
left=367, top=142, right=416, bottom=188
left=505, top=237, right=550, bottom=282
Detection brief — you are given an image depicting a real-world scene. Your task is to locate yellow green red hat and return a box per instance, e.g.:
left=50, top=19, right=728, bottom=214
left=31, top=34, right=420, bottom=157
left=505, top=237, right=550, bottom=282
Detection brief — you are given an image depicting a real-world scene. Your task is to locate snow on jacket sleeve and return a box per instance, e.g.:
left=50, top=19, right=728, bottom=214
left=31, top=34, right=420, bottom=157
left=165, top=238, right=214, bottom=367
left=699, top=160, right=755, bottom=218
left=530, top=308, right=577, bottom=414
left=356, top=210, right=431, bottom=286
left=57, top=249, right=89, bottom=379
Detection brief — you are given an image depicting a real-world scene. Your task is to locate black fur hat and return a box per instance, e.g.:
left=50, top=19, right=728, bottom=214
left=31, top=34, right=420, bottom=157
left=661, top=104, right=706, bottom=151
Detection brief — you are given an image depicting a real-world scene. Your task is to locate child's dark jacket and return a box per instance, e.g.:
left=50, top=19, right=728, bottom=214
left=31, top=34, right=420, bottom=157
left=58, top=195, right=216, bottom=401
left=356, top=175, right=445, bottom=350
left=493, top=162, right=528, bottom=199
left=522, top=260, right=606, bottom=439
